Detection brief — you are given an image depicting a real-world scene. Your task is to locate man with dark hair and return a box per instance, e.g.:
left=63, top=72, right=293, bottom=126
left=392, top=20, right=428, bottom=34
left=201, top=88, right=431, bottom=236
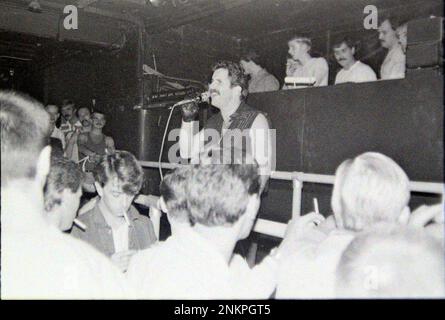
left=1, top=90, right=129, bottom=299
left=378, top=17, right=406, bottom=79
left=276, top=152, right=412, bottom=299
left=240, top=50, right=279, bottom=93
left=64, top=106, right=92, bottom=162
left=179, top=60, right=273, bottom=191
left=71, top=150, right=157, bottom=273
left=333, top=37, right=377, bottom=84
left=43, top=156, right=84, bottom=231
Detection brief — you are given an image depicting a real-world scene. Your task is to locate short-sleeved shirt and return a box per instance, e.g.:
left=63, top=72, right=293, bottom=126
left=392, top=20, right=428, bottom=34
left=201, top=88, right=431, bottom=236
left=248, top=69, right=280, bottom=93
left=380, top=44, right=406, bottom=80
left=335, top=61, right=377, bottom=84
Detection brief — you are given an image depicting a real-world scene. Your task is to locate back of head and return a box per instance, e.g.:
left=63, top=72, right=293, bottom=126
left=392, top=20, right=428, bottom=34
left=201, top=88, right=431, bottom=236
left=93, top=150, right=143, bottom=196
left=44, top=156, right=84, bottom=212
left=331, top=152, right=410, bottom=231
left=160, top=165, right=193, bottom=223
left=1, top=91, right=50, bottom=188
left=186, top=148, right=260, bottom=227
left=336, top=224, right=445, bottom=298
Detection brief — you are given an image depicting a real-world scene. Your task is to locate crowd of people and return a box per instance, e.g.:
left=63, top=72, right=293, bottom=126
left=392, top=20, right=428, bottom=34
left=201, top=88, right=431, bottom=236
left=1, top=31, right=443, bottom=298
left=240, top=17, right=407, bottom=92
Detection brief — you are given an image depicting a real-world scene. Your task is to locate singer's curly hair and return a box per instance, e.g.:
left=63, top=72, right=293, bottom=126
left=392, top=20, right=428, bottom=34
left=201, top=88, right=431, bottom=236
left=212, top=60, right=248, bottom=101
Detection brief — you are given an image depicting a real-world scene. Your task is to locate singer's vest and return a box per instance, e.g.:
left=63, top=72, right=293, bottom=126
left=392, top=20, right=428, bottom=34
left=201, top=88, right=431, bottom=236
left=203, top=101, right=268, bottom=157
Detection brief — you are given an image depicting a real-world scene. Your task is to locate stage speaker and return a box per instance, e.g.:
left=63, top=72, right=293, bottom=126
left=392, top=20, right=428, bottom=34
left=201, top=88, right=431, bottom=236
left=407, top=17, right=443, bottom=69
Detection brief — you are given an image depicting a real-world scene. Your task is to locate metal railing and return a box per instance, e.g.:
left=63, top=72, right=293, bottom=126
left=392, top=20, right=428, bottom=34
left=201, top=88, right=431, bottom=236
left=135, top=161, right=444, bottom=239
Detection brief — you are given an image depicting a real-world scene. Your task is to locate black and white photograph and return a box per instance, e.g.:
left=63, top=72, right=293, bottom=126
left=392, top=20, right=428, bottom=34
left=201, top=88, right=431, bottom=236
left=0, top=0, right=444, bottom=304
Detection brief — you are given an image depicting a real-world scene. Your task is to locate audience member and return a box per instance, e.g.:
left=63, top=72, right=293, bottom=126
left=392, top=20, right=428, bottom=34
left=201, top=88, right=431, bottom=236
left=43, top=156, right=84, bottom=231
left=336, top=224, right=445, bottom=298
left=408, top=202, right=444, bottom=241
left=286, top=36, right=329, bottom=86
left=378, top=17, right=406, bottom=79
left=333, top=37, right=377, bottom=84
left=276, top=152, right=411, bottom=298
left=1, top=90, right=130, bottom=299
left=78, top=111, right=115, bottom=173
left=396, top=23, right=408, bottom=53
left=282, top=57, right=303, bottom=89
left=77, top=107, right=92, bottom=132
left=59, top=99, right=79, bottom=136
left=71, top=150, right=157, bottom=273
left=239, top=50, right=280, bottom=93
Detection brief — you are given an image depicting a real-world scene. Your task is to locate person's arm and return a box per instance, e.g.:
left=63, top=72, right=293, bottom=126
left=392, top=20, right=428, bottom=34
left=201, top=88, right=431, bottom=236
left=249, top=113, right=273, bottom=191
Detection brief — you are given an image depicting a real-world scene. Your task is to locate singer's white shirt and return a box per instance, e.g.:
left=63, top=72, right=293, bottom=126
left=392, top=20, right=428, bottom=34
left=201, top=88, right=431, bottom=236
left=179, top=106, right=273, bottom=177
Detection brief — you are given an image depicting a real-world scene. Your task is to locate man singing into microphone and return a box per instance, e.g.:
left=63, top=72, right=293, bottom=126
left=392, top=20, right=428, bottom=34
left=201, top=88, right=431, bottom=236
left=179, top=60, right=273, bottom=190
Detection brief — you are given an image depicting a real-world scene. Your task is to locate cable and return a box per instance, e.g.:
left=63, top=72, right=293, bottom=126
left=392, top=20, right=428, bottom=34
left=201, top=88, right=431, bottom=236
left=158, top=104, right=178, bottom=180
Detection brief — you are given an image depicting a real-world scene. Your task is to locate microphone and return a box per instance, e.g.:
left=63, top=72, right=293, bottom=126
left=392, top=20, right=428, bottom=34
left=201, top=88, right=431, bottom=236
left=172, top=92, right=210, bottom=108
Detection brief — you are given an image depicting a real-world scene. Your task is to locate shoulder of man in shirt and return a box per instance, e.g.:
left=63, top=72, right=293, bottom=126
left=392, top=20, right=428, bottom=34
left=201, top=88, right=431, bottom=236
left=41, top=223, right=132, bottom=298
